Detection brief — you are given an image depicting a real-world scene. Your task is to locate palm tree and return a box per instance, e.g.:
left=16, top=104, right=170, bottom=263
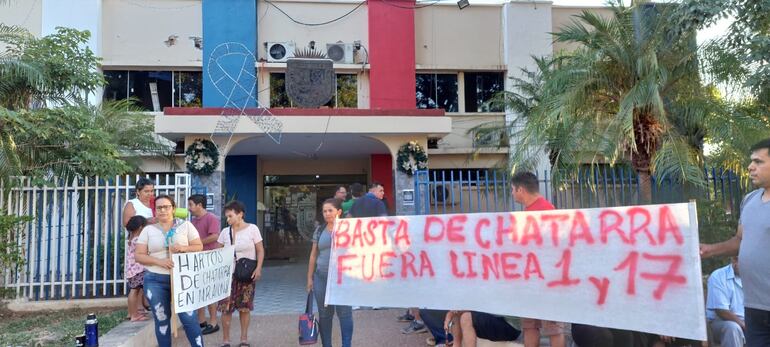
left=506, top=1, right=717, bottom=203
left=0, top=24, right=174, bottom=183
left=0, top=24, right=44, bottom=110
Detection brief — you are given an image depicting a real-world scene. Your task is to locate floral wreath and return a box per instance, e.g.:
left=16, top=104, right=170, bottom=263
left=185, top=139, right=219, bottom=176
left=397, top=141, right=428, bottom=176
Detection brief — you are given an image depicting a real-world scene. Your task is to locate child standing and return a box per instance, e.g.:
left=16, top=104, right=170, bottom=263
left=126, top=215, right=149, bottom=321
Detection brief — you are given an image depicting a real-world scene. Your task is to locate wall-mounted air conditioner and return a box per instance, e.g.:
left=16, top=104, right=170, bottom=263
left=265, top=42, right=295, bottom=62
left=326, top=42, right=355, bottom=64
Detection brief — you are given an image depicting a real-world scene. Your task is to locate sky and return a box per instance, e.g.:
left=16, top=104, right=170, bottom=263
left=550, top=0, right=732, bottom=43
left=474, top=0, right=733, bottom=43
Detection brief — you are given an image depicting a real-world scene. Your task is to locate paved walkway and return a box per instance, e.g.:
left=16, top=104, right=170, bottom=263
left=252, top=260, right=309, bottom=315
left=169, top=261, right=528, bottom=347
left=172, top=309, right=436, bottom=346
left=172, top=260, right=435, bottom=346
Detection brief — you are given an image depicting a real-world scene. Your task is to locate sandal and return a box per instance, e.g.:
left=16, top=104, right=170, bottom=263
left=130, top=315, right=150, bottom=322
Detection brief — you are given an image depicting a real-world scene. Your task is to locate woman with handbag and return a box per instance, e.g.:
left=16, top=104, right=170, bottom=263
left=306, top=198, right=353, bottom=347
left=216, top=200, right=264, bottom=347
left=134, top=195, right=204, bottom=347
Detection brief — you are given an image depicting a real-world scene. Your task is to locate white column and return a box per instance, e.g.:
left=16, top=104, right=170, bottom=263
left=503, top=1, right=553, bottom=178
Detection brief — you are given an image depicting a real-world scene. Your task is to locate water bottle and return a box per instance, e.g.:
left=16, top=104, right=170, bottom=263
left=85, top=313, right=99, bottom=347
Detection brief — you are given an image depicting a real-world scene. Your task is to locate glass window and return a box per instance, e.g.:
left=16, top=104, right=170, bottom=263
left=270, top=73, right=291, bottom=108
left=335, top=74, right=357, bottom=108
left=416, top=73, right=458, bottom=112
left=272, top=73, right=358, bottom=108
left=464, top=72, right=504, bottom=112
left=103, top=70, right=128, bottom=101
left=174, top=71, right=202, bottom=107
left=128, top=71, right=173, bottom=111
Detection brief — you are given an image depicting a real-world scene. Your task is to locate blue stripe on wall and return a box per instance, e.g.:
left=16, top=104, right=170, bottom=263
left=225, top=155, right=258, bottom=224
left=202, top=0, right=258, bottom=108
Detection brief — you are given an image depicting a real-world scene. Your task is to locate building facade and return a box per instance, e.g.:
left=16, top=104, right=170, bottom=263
left=2, top=0, right=609, bottom=259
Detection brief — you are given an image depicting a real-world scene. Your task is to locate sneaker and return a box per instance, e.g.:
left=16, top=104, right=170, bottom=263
left=401, top=320, right=428, bottom=334
left=397, top=311, right=415, bottom=322
left=426, top=336, right=436, bottom=346
left=202, top=324, right=220, bottom=335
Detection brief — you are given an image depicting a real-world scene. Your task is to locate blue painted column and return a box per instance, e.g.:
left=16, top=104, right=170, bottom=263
left=202, top=0, right=258, bottom=108
left=225, top=155, right=258, bottom=224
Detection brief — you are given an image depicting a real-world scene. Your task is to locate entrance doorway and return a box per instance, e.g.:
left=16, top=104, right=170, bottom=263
left=262, top=174, right=366, bottom=260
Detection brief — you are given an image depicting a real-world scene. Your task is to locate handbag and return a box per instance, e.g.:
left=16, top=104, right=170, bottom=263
left=230, top=227, right=258, bottom=283
left=298, top=290, right=319, bottom=345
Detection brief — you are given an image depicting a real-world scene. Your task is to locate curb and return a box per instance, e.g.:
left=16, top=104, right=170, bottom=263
left=2, top=298, right=126, bottom=312
left=100, top=320, right=156, bottom=347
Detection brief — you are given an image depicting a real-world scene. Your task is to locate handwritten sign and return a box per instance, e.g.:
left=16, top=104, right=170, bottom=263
left=172, top=247, right=234, bottom=313
left=326, top=203, right=706, bottom=341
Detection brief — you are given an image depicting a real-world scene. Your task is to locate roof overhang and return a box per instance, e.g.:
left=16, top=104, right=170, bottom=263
left=155, top=107, right=452, bottom=140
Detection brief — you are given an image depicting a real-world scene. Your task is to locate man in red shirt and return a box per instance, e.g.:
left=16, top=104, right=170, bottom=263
left=510, top=172, right=568, bottom=347
left=188, top=194, right=222, bottom=335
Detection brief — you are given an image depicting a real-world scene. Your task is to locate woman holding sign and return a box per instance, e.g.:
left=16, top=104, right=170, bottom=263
left=216, top=200, right=264, bottom=347
left=135, top=195, right=204, bottom=347
left=307, top=198, right=354, bottom=347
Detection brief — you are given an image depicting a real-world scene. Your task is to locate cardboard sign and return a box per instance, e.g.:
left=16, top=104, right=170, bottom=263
left=326, top=203, right=706, bottom=341
left=172, top=246, right=234, bottom=313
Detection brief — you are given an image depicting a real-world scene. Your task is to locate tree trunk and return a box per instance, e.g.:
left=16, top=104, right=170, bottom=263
left=637, top=169, right=653, bottom=204
left=632, top=109, right=661, bottom=205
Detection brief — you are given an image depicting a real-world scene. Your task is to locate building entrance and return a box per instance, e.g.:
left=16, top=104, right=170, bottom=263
left=262, top=174, right=366, bottom=260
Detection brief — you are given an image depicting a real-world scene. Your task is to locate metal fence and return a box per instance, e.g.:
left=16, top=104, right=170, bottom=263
left=0, top=173, right=190, bottom=300
left=414, top=167, right=748, bottom=215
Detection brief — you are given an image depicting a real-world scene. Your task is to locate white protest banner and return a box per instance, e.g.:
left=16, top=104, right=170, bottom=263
left=172, top=246, right=234, bottom=313
left=326, top=203, right=706, bottom=340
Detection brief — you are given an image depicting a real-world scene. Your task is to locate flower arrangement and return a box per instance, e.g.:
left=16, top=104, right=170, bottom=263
left=184, top=139, right=219, bottom=176
left=396, top=141, right=428, bottom=176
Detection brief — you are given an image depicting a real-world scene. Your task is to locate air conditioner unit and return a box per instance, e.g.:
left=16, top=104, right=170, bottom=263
left=265, top=41, right=295, bottom=62
left=326, top=42, right=355, bottom=64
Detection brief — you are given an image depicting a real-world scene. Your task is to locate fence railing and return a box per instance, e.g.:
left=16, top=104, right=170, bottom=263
left=414, top=168, right=748, bottom=216
left=0, top=173, right=190, bottom=301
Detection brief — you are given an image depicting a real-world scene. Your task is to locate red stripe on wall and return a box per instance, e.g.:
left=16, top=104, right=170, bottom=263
left=368, top=0, right=416, bottom=109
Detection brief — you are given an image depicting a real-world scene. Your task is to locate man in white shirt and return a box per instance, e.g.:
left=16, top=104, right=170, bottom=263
left=706, top=257, right=745, bottom=347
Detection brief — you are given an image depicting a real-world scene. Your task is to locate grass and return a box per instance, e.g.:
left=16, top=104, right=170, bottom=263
left=0, top=307, right=127, bottom=347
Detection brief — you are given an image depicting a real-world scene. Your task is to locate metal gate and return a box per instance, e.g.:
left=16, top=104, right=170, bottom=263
left=0, top=173, right=190, bottom=300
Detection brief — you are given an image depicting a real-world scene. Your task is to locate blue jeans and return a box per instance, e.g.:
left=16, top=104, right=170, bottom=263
left=143, top=272, right=203, bottom=347
left=314, top=271, right=353, bottom=347
left=420, top=309, right=449, bottom=344
left=746, top=307, right=770, bottom=347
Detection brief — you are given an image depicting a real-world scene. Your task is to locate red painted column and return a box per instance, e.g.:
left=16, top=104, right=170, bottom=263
left=371, top=154, right=394, bottom=214
left=368, top=0, right=415, bottom=213
left=367, top=0, right=416, bottom=109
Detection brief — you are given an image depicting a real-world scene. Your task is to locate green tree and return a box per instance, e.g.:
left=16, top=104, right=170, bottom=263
left=1, top=25, right=103, bottom=109
left=0, top=25, right=173, bottom=276
left=695, top=0, right=770, bottom=178
left=504, top=1, right=720, bottom=202
left=0, top=25, right=173, bottom=182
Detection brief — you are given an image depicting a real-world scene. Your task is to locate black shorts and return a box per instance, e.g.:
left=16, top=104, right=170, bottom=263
left=471, top=311, right=521, bottom=342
